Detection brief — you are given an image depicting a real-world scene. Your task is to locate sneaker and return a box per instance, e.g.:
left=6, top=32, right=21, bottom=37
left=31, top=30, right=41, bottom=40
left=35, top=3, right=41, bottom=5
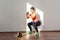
left=35, top=32, right=39, bottom=36
left=29, top=31, right=32, bottom=34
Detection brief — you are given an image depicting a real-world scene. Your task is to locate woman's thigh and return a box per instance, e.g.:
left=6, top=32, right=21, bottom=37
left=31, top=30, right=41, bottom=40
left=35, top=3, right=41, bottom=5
left=35, top=21, right=41, bottom=26
left=27, top=22, right=34, bottom=25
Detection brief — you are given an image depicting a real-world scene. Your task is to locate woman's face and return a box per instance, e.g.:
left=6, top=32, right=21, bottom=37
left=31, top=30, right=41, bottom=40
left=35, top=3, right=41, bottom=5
left=30, top=9, right=34, bottom=13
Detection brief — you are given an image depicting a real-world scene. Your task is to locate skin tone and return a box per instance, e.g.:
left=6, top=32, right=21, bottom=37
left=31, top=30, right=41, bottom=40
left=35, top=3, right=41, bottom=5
left=26, top=9, right=39, bottom=22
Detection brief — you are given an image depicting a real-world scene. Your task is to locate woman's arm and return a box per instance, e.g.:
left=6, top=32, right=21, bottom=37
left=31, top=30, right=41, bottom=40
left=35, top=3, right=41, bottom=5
left=26, top=12, right=32, bottom=19
left=28, top=14, right=32, bottom=18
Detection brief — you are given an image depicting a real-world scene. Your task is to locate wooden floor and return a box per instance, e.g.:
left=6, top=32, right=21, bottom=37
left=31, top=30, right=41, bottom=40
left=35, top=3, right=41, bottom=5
left=0, top=32, right=60, bottom=40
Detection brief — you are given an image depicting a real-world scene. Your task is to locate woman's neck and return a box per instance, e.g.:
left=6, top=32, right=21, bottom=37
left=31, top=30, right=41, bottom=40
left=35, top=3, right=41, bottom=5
left=32, top=12, right=36, bottom=14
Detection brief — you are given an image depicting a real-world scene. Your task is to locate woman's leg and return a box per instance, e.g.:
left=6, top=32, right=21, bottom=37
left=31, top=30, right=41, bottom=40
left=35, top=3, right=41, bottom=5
left=34, top=21, right=41, bottom=32
left=32, top=23, right=39, bottom=36
left=35, top=21, right=41, bottom=36
left=28, top=22, right=39, bottom=32
left=33, top=23, right=38, bottom=32
left=33, top=21, right=41, bottom=36
left=28, top=22, right=33, bottom=31
left=27, top=22, right=33, bottom=34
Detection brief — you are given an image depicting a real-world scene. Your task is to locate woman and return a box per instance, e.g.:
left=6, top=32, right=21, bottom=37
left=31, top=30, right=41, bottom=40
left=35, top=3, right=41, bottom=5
left=26, top=7, right=41, bottom=36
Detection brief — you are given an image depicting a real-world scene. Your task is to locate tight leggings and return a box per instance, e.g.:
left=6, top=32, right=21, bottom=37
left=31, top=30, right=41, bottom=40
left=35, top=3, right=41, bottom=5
left=27, top=21, right=41, bottom=32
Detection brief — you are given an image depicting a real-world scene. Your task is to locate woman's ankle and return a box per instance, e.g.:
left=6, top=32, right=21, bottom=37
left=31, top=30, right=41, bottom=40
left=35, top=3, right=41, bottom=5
left=29, top=31, right=32, bottom=34
left=35, top=32, right=39, bottom=36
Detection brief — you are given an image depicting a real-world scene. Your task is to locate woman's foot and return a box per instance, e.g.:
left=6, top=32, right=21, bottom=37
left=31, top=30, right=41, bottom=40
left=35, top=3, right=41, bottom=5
left=29, top=31, right=32, bottom=34
left=35, top=32, right=39, bottom=37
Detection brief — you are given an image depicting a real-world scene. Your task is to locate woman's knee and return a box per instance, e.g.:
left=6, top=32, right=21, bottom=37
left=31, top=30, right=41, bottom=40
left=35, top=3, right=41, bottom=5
left=27, top=23, right=30, bottom=26
left=27, top=22, right=33, bottom=26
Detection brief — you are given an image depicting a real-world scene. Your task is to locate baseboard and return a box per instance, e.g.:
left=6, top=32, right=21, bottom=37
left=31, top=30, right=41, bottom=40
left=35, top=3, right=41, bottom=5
left=22, top=30, right=60, bottom=33
left=17, top=30, right=60, bottom=33
left=0, top=30, right=60, bottom=33
left=41, top=30, right=60, bottom=32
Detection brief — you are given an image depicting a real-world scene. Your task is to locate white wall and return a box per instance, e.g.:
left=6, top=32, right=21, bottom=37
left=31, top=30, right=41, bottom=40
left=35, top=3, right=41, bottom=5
left=0, top=0, right=26, bottom=32
left=0, top=0, right=60, bottom=32
left=40, top=0, right=60, bottom=31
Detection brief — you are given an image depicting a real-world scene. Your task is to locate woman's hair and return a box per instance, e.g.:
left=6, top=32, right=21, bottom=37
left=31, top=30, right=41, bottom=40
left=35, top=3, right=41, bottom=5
left=30, top=7, right=35, bottom=10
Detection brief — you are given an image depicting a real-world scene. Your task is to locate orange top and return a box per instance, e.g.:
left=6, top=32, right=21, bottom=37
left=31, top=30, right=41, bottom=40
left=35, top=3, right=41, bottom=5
left=32, top=16, right=37, bottom=21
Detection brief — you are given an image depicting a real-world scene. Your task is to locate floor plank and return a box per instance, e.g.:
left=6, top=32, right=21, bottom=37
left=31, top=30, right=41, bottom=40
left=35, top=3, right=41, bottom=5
left=0, top=32, right=60, bottom=40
